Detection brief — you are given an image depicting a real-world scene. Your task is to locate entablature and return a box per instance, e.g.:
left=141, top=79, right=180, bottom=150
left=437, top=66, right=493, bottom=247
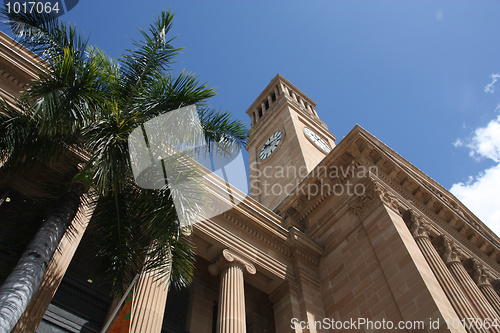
left=275, top=124, right=500, bottom=271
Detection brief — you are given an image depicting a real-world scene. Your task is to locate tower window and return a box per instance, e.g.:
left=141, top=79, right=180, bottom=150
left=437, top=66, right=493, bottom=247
left=258, top=108, right=262, bottom=118
left=252, top=112, right=256, bottom=125
left=265, top=100, right=269, bottom=110
left=271, top=92, right=276, bottom=102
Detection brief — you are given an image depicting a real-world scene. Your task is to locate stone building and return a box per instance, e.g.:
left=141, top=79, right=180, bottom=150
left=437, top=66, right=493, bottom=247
left=2, top=31, right=500, bottom=333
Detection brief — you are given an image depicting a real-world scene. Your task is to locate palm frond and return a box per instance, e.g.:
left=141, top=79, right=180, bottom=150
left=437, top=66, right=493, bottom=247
left=198, top=106, right=249, bottom=150
left=0, top=8, right=249, bottom=301
left=0, top=98, right=77, bottom=171
left=142, top=235, right=195, bottom=291
left=2, top=7, right=105, bottom=136
left=133, top=71, right=216, bottom=124
left=1, top=5, right=87, bottom=64
left=119, top=11, right=181, bottom=102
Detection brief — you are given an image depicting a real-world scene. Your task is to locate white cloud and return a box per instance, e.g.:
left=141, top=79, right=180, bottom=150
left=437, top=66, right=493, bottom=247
left=450, top=165, right=500, bottom=235
left=453, top=138, right=463, bottom=148
left=466, top=115, right=500, bottom=162
left=484, top=73, right=500, bottom=93
left=450, top=113, right=500, bottom=235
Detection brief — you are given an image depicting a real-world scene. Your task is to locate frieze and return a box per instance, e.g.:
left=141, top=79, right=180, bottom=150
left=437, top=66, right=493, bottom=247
left=291, top=247, right=319, bottom=267
left=221, top=212, right=291, bottom=258
left=0, top=65, right=29, bottom=89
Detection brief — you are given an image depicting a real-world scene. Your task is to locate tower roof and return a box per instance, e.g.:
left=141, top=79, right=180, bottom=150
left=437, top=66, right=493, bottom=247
left=245, top=73, right=317, bottom=117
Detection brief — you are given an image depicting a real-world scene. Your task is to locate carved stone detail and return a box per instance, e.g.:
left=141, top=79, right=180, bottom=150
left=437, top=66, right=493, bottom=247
left=442, top=237, right=463, bottom=265
left=221, top=212, right=291, bottom=258
left=472, top=260, right=492, bottom=287
left=373, top=156, right=500, bottom=270
left=409, top=216, right=431, bottom=240
left=372, top=177, right=402, bottom=213
left=349, top=192, right=374, bottom=221
left=209, top=249, right=256, bottom=276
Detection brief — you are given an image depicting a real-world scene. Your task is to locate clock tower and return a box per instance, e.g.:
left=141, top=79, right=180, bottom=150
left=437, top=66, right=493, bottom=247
left=246, top=74, right=336, bottom=210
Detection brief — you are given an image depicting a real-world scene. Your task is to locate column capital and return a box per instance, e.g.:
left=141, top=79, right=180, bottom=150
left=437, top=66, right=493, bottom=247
left=209, top=249, right=256, bottom=276
left=442, top=237, right=463, bottom=265
left=471, top=260, right=492, bottom=287
left=408, top=213, right=431, bottom=240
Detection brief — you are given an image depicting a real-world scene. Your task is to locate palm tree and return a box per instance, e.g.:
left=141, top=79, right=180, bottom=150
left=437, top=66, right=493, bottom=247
left=0, top=8, right=248, bottom=332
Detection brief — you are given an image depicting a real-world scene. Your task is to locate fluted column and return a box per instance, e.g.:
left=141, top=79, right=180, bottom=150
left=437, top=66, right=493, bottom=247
left=441, top=238, right=500, bottom=332
left=209, top=249, right=256, bottom=333
left=13, top=193, right=95, bottom=333
left=409, top=217, right=485, bottom=333
left=129, top=259, right=171, bottom=333
left=471, top=261, right=500, bottom=316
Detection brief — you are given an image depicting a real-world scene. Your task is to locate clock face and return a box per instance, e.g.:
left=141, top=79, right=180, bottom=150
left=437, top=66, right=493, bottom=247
left=304, top=127, right=331, bottom=153
left=259, top=130, right=282, bottom=161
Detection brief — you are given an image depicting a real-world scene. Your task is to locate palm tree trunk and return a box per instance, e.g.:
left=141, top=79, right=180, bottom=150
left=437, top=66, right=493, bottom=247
left=0, top=181, right=86, bottom=333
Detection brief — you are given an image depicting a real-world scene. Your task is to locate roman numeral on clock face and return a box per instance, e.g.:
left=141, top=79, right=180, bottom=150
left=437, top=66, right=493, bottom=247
left=259, top=130, right=282, bottom=161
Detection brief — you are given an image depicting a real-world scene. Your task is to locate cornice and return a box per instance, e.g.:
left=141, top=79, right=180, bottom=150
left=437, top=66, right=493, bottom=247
left=0, top=67, right=28, bottom=90
left=288, top=227, right=323, bottom=266
left=354, top=127, right=500, bottom=245
left=194, top=217, right=289, bottom=281
left=370, top=154, right=500, bottom=271
left=0, top=32, right=44, bottom=82
left=276, top=125, right=500, bottom=272
left=221, top=211, right=291, bottom=259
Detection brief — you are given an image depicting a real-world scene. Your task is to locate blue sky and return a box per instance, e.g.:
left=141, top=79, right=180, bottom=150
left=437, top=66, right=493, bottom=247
left=7, top=1, right=500, bottom=232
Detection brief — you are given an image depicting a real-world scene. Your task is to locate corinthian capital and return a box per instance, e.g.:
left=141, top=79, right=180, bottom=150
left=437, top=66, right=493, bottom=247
left=442, top=238, right=463, bottom=265
left=208, top=249, right=256, bottom=276
left=472, top=260, right=492, bottom=287
left=409, top=215, right=431, bottom=240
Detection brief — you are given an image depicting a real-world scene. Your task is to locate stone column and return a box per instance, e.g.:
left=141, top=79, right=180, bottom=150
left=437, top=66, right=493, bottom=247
left=13, top=193, right=95, bottom=333
left=209, top=249, right=256, bottom=333
left=441, top=238, right=500, bottom=332
left=129, top=259, right=171, bottom=333
left=471, top=261, right=500, bottom=316
left=409, top=218, right=486, bottom=333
